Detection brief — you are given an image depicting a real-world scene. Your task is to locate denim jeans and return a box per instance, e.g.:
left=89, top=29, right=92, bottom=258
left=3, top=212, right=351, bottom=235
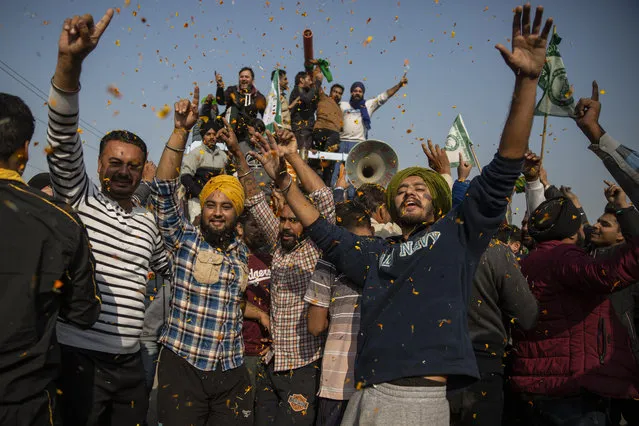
left=140, top=340, right=160, bottom=393
left=330, top=140, right=358, bottom=200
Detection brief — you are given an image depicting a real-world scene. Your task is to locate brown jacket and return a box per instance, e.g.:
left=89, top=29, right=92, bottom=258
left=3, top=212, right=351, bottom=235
left=314, top=90, right=342, bottom=133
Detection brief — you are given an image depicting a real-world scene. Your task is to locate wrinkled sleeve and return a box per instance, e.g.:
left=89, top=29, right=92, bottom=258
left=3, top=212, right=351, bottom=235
left=151, top=178, right=194, bottom=256
left=525, top=179, right=545, bottom=214
left=452, top=179, right=471, bottom=209
left=589, top=134, right=639, bottom=206
left=493, top=244, right=538, bottom=330
left=310, top=186, right=336, bottom=225
left=366, top=91, right=389, bottom=115
left=305, top=217, right=385, bottom=287
left=554, top=237, right=639, bottom=294
left=456, top=154, right=523, bottom=253
left=46, top=85, right=93, bottom=207
left=303, top=259, right=334, bottom=308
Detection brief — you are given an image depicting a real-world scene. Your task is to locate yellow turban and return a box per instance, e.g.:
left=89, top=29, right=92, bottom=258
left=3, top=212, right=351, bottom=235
left=199, top=175, right=245, bottom=216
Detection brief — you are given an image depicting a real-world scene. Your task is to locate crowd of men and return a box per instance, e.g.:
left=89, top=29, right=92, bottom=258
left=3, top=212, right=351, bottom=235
left=1, top=4, right=638, bottom=426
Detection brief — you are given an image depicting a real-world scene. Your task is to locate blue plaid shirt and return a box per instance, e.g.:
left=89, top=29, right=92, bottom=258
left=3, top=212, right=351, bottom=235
left=589, top=133, right=639, bottom=207
left=151, top=178, right=249, bottom=371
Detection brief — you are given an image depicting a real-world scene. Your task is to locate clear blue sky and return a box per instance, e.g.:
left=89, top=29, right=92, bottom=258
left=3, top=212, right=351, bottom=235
left=1, top=0, right=637, bottom=221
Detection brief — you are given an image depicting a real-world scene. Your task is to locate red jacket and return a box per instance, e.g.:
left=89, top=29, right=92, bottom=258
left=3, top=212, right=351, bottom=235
left=510, top=238, right=639, bottom=398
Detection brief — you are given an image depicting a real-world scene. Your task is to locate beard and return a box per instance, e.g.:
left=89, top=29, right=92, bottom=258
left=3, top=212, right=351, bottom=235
left=246, top=233, right=269, bottom=253
left=279, top=230, right=301, bottom=252
left=200, top=220, right=236, bottom=250
left=396, top=199, right=433, bottom=228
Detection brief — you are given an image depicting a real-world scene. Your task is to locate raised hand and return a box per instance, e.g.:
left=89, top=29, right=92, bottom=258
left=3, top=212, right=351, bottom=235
left=142, top=161, right=157, bottom=182
left=522, top=151, right=542, bottom=181
left=496, top=4, right=553, bottom=79
left=560, top=186, right=582, bottom=209
left=248, top=132, right=287, bottom=181
left=575, top=81, right=604, bottom=143
left=174, top=86, right=200, bottom=131
left=457, top=152, right=473, bottom=182
left=54, top=9, right=114, bottom=91
left=215, top=73, right=224, bottom=89
left=217, top=118, right=241, bottom=155
left=422, top=139, right=451, bottom=175
left=335, top=163, right=351, bottom=189
left=274, top=124, right=299, bottom=158
left=58, top=9, right=114, bottom=61
left=604, top=180, right=629, bottom=209
left=400, top=72, right=408, bottom=87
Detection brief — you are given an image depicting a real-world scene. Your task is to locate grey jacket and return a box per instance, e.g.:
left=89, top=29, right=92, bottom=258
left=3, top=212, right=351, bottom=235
left=468, top=241, right=538, bottom=373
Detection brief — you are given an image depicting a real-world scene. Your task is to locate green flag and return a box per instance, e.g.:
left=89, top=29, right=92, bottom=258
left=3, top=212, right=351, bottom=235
left=535, top=32, right=576, bottom=117
left=444, top=114, right=475, bottom=167
left=263, top=70, right=282, bottom=132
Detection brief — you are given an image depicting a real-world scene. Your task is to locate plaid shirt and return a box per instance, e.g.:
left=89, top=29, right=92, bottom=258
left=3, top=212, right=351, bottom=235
left=245, top=186, right=335, bottom=371
left=152, top=178, right=249, bottom=371
left=589, top=133, right=639, bottom=207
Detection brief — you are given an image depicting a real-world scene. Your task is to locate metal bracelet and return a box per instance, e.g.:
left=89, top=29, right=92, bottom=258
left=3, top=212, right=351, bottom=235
left=274, top=174, right=293, bottom=194
left=50, top=77, right=81, bottom=94
left=164, top=144, right=185, bottom=153
left=237, top=169, right=253, bottom=178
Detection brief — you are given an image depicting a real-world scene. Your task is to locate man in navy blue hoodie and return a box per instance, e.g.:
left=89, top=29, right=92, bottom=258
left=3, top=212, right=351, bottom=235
left=248, top=5, right=552, bottom=424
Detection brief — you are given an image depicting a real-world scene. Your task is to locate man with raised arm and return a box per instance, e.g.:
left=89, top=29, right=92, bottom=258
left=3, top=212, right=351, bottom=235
left=151, top=90, right=260, bottom=425
left=249, top=5, right=552, bottom=424
left=222, top=123, right=335, bottom=425
left=45, top=10, right=171, bottom=425
left=575, top=81, right=639, bottom=206
left=331, top=73, right=408, bottom=187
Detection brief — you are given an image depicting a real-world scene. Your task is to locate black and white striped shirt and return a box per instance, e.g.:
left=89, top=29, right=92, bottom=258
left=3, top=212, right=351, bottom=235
left=46, top=85, right=170, bottom=354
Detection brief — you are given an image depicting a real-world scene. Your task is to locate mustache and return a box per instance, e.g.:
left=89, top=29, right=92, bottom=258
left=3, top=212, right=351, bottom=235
left=280, top=230, right=297, bottom=238
left=110, top=174, right=132, bottom=183
left=401, top=198, right=422, bottom=209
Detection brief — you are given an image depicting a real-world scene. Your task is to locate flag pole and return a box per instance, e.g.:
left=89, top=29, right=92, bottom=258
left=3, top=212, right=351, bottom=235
left=539, top=26, right=556, bottom=165
left=540, top=113, right=548, bottom=163
left=469, top=145, right=482, bottom=172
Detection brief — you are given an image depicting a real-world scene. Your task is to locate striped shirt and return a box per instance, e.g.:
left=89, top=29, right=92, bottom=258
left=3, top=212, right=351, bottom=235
left=245, top=187, right=335, bottom=372
left=46, top=85, right=170, bottom=354
left=152, top=178, right=249, bottom=371
left=304, top=259, right=360, bottom=400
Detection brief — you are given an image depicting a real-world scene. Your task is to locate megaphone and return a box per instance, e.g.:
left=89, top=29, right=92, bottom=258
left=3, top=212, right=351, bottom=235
left=345, top=140, right=399, bottom=188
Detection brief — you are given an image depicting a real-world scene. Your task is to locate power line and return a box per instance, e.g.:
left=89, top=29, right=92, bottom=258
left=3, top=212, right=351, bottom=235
left=31, top=116, right=98, bottom=152
left=0, top=59, right=105, bottom=137
left=0, top=59, right=106, bottom=142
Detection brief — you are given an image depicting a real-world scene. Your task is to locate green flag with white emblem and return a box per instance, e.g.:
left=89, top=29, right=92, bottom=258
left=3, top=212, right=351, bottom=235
left=263, top=70, right=282, bottom=132
left=535, top=31, right=576, bottom=118
left=444, top=114, right=475, bottom=167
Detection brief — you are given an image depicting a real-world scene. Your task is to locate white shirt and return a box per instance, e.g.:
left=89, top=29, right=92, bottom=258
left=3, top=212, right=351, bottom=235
left=339, top=91, right=389, bottom=142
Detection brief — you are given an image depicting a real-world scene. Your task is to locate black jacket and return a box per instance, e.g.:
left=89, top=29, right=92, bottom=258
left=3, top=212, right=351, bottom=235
left=217, top=85, right=266, bottom=141
left=591, top=206, right=639, bottom=365
left=289, top=86, right=318, bottom=132
left=0, top=178, right=101, bottom=403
